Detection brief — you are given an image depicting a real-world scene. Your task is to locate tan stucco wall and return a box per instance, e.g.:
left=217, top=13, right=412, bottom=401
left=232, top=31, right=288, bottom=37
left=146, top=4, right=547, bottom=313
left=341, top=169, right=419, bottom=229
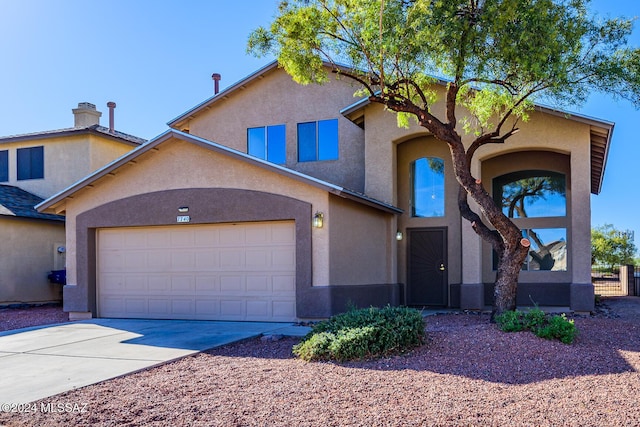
left=328, top=194, right=394, bottom=286
left=396, top=136, right=462, bottom=287
left=61, top=138, right=339, bottom=288
left=89, top=135, right=138, bottom=174
left=0, top=134, right=136, bottom=199
left=184, top=68, right=367, bottom=192
left=363, top=99, right=594, bottom=289
left=0, top=217, right=65, bottom=304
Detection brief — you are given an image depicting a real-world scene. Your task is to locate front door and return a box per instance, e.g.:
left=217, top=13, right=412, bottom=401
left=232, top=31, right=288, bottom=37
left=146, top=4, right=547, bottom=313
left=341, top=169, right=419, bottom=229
left=407, top=227, right=448, bottom=307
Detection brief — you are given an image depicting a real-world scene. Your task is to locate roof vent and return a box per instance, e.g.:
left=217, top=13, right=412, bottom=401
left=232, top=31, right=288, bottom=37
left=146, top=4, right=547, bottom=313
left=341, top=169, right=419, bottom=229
left=212, top=73, right=221, bottom=95
left=72, top=102, right=101, bottom=127
left=107, top=102, right=116, bottom=133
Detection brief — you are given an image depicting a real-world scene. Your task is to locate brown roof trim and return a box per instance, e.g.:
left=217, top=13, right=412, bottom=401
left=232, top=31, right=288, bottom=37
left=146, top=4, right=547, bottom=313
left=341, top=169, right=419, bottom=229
left=37, top=130, right=402, bottom=215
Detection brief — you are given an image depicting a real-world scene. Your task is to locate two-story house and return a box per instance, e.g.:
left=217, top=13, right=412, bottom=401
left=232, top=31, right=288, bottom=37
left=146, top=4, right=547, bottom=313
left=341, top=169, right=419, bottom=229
left=38, top=62, right=612, bottom=321
left=0, top=102, right=145, bottom=305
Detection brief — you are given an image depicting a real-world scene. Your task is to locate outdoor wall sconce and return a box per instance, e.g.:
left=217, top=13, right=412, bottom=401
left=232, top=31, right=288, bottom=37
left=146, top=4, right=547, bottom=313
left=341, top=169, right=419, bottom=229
left=312, top=211, right=324, bottom=228
left=396, top=231, right=403, bottom=241
left=178, top=206, right=189, bottom=213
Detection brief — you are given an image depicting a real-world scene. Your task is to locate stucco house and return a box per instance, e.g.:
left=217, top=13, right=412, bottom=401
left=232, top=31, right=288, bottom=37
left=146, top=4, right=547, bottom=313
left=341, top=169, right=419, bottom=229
left=38, top=62, right=612, bottom=321
left=0, top=102, right=145, bottom=305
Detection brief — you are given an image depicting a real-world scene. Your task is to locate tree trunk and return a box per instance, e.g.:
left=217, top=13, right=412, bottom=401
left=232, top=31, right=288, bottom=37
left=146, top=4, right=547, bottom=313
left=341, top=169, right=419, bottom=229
left=492, top=238, right=529, bottom=319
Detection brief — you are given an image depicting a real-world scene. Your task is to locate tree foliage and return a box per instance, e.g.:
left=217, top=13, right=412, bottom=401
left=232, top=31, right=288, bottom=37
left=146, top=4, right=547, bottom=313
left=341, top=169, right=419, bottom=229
left=248, top=0, right=640, bottom=314
left=591, top=224, right=637, bottom=269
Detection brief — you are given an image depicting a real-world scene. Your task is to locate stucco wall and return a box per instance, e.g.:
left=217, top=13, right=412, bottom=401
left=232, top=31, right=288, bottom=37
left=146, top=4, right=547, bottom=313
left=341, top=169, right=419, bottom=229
left=328, top=194, right=394, bottom=286
left=0, top=133, right=136, bottom=199
left=61, top=137, right=334, bottom=290
left=0, top=217, right=65, bottom=304
left=396, top=136, right=463, bottom=290
left=360, top=97, right=594, bottom=308
left=185, top=68, right=366, bottom=192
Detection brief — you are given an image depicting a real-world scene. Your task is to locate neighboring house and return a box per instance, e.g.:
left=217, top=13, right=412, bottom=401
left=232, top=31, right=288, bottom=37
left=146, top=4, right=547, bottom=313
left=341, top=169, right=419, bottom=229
left=0, top=102, right=146, bottom=305
left=38, top=62, right=612, bottom=321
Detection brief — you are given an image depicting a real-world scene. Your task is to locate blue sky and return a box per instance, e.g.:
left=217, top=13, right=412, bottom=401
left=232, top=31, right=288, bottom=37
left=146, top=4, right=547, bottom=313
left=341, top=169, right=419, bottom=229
left=0, top=0, right=638, bottom=241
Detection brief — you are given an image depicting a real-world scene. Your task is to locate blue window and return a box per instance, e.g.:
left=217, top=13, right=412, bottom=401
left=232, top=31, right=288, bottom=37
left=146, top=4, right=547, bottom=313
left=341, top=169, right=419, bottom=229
left=17, top=146, right=44, bottom=180
left=412, top=157, right=445, bottom=217
left=494, top=170, right=566, bottom=218
left=297, top=119, right=338, bottom=162
left=247, top=124, right=286, bottom=164
left=0, top=150, right=7, bottom=182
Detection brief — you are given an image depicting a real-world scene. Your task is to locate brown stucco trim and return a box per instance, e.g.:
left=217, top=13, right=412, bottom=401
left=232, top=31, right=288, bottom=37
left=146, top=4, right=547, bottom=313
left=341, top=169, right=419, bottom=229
left=66, top=188, right=313, bottom=316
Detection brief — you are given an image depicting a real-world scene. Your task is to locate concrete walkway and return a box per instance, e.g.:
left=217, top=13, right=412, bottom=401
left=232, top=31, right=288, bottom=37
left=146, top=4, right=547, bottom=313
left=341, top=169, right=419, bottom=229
left=0, top=318, right=310, bottom=405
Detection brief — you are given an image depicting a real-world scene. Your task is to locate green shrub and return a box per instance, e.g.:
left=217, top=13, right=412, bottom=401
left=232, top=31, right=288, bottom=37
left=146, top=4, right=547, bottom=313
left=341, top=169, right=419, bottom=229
left=293, top=306, right=425, bottom=362
left=535, top=314, right=577, bottom=344
left=495, top=310, right=526, bottom=332
left=495, top=309, right=578, bottom=344
left=524, top=307, right=547, bottom=331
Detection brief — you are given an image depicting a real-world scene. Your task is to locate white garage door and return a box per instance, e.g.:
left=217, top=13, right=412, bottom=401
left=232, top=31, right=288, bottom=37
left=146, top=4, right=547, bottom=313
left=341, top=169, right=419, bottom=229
left=97, top=221, right=296, bottom=321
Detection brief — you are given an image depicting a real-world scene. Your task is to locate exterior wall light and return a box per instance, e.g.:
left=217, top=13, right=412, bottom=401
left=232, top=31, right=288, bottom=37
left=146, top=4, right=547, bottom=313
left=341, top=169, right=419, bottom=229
left=312, top=211, right=324, bottom=228
left=396, top=231, right=403, bottom=241
left=178, top=206, right=189, bottom=213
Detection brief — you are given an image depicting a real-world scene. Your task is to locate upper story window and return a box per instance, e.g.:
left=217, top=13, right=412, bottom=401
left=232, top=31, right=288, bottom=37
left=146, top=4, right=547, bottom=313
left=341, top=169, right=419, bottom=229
left=297, top=118, right=338, bottom=162
left=493, top=170, right=566, bottom=218
left=247, top=124, right=286, bottom=164
left=0, top=150, right=7, bottom=182
left=411, top=157, right=445, bottom=217
left=17, top=146, right=44, bottom=181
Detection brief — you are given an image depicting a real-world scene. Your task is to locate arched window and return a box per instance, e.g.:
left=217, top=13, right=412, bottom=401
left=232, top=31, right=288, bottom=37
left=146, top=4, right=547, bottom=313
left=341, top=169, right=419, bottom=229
left=493, top=170, right=567, bottom=271
left=412, top=157, right=445, bottom=217
left=493, top=170, right=566, bottom=218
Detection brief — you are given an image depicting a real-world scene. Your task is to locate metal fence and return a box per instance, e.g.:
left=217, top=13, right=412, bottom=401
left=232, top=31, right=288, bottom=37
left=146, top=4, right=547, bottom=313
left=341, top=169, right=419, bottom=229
left=591, top=264, right=639, bottom=296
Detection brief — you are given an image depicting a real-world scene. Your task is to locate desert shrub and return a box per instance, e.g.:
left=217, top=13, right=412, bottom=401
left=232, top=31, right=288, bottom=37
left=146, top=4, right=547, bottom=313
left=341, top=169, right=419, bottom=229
left=495, top=310, right=526, bottom=332
left=293, top=306, right=425, bottom=362
left=535, top=314, right=577, bottom=344
left=496, top=309, right=577, bottom=344
left=524, top=307, right=547, bottom=331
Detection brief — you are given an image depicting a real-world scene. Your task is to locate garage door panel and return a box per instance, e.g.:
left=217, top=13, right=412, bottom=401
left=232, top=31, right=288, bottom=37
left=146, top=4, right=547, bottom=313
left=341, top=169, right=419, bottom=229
left=194, top=229, right=219, bottom=247
left=220, top=275, right=243, bottom=292
left=246, top=276, right=269, bottom=292
left=220, top=299, right=244, bottom=317
left=171, top=251, right=195, bottom=270
left=147, top=275, right=170, bottom=291
left=273, top=275, right=295, bottom=293
left=195, top=251, right=219, bottom=270
left=98, top=221, right=296, bottom=321
left=146, top=230, right=170, bottom=248
left=123, top=251, right=149, bottom=271
left=147, top=252, right=171, bottom=270
left=171, top=299, right=194, bottom=315
left=124, top=231, right=149, bottom=249
left=125, top=299, right=147, bottom=314
left=272, top=249, right=295, bottom=268
left=219, top=227, right=244, bottom=245
left=195, top=276, right=220, bottom=292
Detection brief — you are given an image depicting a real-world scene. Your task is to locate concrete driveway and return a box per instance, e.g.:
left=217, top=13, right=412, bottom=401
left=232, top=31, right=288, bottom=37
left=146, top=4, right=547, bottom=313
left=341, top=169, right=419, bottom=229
left=0, top=318, right=309, bottom=405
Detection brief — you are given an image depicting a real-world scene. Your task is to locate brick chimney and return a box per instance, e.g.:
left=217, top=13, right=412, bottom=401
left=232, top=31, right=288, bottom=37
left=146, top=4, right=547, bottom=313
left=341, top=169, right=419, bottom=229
left=72, top=102, right=102, bottom=127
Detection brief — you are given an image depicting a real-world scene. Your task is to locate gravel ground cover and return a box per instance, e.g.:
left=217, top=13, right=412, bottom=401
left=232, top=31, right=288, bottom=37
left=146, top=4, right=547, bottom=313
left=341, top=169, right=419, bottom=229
left=1, top=299, right=639, bottom=426
left=0, top=304, right=68, bottom=332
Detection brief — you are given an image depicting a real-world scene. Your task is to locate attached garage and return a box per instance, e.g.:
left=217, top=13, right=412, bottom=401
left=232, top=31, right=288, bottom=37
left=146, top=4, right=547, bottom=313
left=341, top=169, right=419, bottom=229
left=97, top=221, right=297, bottom=321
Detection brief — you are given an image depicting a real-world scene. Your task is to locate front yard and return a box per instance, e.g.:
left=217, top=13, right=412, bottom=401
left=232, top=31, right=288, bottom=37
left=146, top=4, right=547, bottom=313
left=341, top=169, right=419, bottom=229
left=1, top=300, right=639, bottom=426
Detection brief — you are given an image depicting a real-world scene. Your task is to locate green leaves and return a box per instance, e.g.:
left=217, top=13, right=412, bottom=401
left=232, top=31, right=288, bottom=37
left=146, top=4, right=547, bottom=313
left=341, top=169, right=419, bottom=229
left=591, top=224, right=637, bottom=269
left=248, top=0, right=640, bottom=134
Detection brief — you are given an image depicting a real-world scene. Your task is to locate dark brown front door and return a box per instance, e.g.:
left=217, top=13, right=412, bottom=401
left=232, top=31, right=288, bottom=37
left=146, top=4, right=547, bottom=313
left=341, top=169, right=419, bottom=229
left=407, top=227, right=448, bottom=307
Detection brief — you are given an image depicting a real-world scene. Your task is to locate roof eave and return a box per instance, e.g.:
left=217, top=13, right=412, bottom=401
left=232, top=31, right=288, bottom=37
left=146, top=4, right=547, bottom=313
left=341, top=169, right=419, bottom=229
left=37, top=129, right=402, bottom=215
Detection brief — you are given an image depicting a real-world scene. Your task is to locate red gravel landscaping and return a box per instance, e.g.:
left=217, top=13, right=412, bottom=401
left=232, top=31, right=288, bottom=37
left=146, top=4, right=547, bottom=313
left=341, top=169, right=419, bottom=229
left=1, top=298, right=639, bottom=426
